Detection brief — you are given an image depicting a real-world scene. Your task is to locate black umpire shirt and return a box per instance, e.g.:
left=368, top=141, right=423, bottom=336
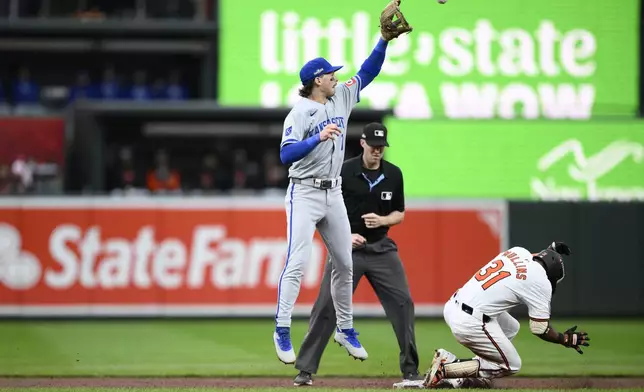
left=341, top=154, right=404, bottom=243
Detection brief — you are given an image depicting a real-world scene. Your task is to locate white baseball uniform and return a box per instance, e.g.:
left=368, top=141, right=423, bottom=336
left=443, top=246, right=552, bottom=378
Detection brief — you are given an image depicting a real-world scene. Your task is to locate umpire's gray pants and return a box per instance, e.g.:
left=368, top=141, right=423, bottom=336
left=295, top=237, right=419, bottom=376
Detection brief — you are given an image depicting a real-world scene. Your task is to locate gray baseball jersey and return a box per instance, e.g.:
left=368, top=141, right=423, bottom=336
left=275, top=75, right=363, bottom=332
left=280, top=76, right=362, bottom=179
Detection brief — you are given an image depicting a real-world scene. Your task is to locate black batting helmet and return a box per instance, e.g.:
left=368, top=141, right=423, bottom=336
left=533, top=248, right=565, bottom=294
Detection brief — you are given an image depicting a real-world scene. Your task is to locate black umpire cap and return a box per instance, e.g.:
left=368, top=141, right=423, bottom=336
left=361, top=122, right=390, bottom=147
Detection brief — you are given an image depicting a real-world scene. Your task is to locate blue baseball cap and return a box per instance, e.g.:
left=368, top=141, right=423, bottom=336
left=299, top=57, right=343, bottom=85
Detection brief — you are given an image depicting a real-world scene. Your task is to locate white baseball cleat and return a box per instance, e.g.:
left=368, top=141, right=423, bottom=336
left=435, top=348, right=457, bottom=364
left=423, top=349, right=449, bottom=388
left=273, top=327, right=296, bottom=364
left=334, top=327, right=368, bottom=361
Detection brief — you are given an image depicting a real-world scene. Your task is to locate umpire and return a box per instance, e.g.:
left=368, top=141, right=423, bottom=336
left=293, top=122, right=421, bottom=386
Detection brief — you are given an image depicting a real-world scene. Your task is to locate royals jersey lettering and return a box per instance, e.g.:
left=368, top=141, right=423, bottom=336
left=455, top=246, right=553, bottom=319
left=280, top=76, right=362, bottom=179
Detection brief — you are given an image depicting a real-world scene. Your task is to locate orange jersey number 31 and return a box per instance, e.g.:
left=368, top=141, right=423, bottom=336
left=475, top=260, right=511, bottom=290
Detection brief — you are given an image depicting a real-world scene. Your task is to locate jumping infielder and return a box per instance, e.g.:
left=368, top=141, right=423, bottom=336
left=394, top=242, right=591, bottom=389
left=273, top=0, right=413, bottom=366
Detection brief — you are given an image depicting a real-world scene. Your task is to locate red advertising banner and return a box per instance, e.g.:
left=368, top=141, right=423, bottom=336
left=0, top=117, right=65, bottom=166
left=0, top=198, right=506, bottom=317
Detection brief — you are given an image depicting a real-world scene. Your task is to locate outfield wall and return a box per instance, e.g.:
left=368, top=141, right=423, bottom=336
left=509, top=202, right=644, bottom=317
left=0, top=197, right=505, bottom=318
left=0, top=197, right=641, bottom=318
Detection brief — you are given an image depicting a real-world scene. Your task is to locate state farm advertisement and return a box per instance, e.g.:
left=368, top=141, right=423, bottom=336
left=0, top=198, right=505, bottom=317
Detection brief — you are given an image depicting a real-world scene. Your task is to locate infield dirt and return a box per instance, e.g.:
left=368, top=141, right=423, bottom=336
left=2, top=377, right=644, bottom=389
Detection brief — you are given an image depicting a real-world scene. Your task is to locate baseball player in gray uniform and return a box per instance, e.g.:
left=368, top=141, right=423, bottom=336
left=273, top=27, right=397, bottom=365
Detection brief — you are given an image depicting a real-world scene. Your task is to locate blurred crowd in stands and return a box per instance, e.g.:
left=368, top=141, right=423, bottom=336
left=0, top=67, right=190, bottom=115
left=0, top=155, right=61, bottom=195
left=0, top=0, right=204, bottom=114
left=0, top=0, right=369, bottom=197
left=107, top=146, right=290, bottom=196
left=104, top=142, right=361, bottom=196
left=1, top=141, right=363, bottom=196
left=0, top=0, right=208, bottom=20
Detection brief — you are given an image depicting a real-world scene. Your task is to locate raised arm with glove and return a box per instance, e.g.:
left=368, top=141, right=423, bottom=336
left=379, top=0, right=413, bottom=41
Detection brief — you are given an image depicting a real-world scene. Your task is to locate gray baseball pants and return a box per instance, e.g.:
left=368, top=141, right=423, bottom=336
left=275, top=182, right=354, bottom=330
left=295, top=237, right=419, bottom=375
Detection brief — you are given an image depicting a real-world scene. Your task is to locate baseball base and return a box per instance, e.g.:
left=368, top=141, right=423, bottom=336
left=393, top=379, right=425, bottom=389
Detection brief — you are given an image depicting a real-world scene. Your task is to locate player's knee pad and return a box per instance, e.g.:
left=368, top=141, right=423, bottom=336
left=443, top=360, right=480, bottom=379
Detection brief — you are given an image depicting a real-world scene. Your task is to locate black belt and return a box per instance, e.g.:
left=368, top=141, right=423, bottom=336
left=461, top=303, right=491, bottom=323
left=453, top=293, right=491, bottom=323
left=290, top=178, right=340, bottom=189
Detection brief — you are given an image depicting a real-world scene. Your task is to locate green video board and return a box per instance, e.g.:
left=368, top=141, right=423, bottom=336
left=219, top=0, right=638, bottom=119
left=384, top=119, right=644, bottom=201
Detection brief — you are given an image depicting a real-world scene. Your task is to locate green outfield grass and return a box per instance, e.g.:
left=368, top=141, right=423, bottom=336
left=0, top=319, right=643, bottom=377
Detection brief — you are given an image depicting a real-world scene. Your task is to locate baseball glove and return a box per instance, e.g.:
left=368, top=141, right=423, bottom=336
left=380, top=0, right=413, bottom=41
